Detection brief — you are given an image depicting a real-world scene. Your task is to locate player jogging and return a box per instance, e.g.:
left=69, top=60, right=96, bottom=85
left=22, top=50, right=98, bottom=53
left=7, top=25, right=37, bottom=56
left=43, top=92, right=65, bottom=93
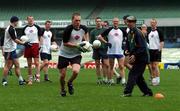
left=40, top=20, right=57, bottom=82
left=22, top=16, right=42, bottom=85
left=98, top=17, right=126, bottom=85
left=148, top=19, right=164, bottom=86
left=90, top=17, right=109, bottom=84
left=58, top=13, right=89, bottom=97
left=2, top=16, right=31, bottom=86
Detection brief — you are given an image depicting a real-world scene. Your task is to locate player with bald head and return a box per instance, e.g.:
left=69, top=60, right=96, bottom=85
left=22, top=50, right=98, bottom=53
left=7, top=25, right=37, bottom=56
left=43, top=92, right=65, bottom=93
left=98, top=17, right=126, bottom=85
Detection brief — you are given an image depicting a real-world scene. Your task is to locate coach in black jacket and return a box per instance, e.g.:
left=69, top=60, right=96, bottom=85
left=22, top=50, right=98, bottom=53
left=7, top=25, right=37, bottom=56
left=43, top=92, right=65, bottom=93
left=123, top=16, right=153, bottom=97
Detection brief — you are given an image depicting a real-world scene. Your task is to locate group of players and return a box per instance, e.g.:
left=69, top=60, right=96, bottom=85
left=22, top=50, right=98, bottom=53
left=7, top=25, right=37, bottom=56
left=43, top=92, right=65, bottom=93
left=0, top=12, right=164, bottom=97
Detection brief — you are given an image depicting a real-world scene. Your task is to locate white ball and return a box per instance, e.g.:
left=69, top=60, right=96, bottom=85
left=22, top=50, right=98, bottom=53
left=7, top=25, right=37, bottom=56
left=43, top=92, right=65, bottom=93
left=93, top=40, right=101, bottom=49
left=20, top=35, right=29, bottom=42
left=82, top=41, right=92, bottom=52
left=50, top=45, right=58, bottom=52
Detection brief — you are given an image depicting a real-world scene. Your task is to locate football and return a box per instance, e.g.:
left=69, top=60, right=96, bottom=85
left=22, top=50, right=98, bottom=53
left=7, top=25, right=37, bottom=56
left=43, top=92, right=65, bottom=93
left=20, top=35, right=29, bottom=42
left=93, top=40, right=101, bottom=49
left=50, top=44, right=58, bottom=52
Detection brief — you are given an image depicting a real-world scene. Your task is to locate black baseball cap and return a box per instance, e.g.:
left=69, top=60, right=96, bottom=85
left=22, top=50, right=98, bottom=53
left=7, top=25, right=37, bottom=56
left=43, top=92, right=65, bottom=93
left=10, top=16, right=19, bottom=23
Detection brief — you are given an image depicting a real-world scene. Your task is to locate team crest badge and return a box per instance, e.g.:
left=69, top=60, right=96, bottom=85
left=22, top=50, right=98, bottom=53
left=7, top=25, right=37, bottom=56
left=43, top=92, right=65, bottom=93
left=74, top=35, right=80, bottom=40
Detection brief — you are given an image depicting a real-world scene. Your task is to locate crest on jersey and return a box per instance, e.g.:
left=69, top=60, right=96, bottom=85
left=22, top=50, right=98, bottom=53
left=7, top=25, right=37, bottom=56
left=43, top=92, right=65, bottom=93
left=74, top=35, right=80, bottom=40
left=29, top=30, right=33, bottom=33
left=114, top=33, right=119, bottom=36
left=151, top=34, right=154, bottom=38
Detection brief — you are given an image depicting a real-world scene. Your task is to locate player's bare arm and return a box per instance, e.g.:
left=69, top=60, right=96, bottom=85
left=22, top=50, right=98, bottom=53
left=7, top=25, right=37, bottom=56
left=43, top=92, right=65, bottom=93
left=98, top=35, right=107, bottom=43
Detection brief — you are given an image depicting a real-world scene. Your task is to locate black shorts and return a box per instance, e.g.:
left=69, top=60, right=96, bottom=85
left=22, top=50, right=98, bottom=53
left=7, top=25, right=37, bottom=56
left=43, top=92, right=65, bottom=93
left=4, top=50, right=18, bottom=60
left=93, top=48, right=108, bottom=60
left=57, top=55, right=82, bottom=69
left=149, top=49, right=162, bottom=62
left=40, top=53, right=52, bottom=61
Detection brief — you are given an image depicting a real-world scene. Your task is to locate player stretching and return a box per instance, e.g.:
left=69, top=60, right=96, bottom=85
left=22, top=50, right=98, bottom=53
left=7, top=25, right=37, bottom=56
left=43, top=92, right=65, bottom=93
left=2, top=16, right=30, bottom=86
left=148, top=19, right=164, bottom=86
left=23, top=16, right=42, bottom=85
left=40, top=20, right=57, bottom=82
left=90, top=17, right=109, bottom=84
left=58, top=13, right=89, bottom=97
left=98, top=17, right=126, bottom=85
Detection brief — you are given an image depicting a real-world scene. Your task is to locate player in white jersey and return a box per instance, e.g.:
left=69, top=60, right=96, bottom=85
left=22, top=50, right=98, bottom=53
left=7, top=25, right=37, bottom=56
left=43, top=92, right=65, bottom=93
left=22, top=16, right=42, bottom=85
left=58, top=13, right=89, bottom=97
left=98, top=17, right=126, bottom=85
left=148, top=19, right=164, bottom=86
left=40, top=20, right=57, bottom=82
left=2, top=16, right=31, bottom=86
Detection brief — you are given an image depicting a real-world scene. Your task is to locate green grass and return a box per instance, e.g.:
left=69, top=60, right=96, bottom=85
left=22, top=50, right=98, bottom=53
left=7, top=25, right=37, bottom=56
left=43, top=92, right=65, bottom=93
left=0, top=69, right=179, bottom=111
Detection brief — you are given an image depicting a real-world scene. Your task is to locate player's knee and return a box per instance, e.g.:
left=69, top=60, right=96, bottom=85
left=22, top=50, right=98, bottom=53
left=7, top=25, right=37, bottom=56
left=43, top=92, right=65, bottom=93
left=44, top=61, right=49, bottom=66
left=110, top=66, right=114, bottom=70
left=119, top=64, right=124, bottom=70
left=14, top=63, right=20, bottom=68
left=72, top=69, right=79, bottom=75
left=95, top=62, right=101, bottom=68
left=60, top=69, right=66, bottom=78
left=151, top=64, right=157, bottom=70
left=60, top=72, right=66, bottom=79
left=103, top=62, right=109, bottom=68
left=96, top=64, right=100, bottom=69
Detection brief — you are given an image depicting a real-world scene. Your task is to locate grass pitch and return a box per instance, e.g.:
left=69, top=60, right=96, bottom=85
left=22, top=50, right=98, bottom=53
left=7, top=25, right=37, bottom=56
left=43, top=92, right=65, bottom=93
left=0, top=69, right=179, bottom=111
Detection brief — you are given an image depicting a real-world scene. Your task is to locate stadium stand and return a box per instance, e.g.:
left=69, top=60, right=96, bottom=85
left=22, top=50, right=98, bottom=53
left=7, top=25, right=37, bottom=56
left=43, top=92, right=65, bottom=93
left=0, top=0, right=179, bottom=20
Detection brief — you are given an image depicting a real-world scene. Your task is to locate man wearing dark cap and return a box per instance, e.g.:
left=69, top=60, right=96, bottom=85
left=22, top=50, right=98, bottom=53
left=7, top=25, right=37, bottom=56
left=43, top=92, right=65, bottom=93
left=2, top=16, right=31, bottom=86
left=123, top=16, right=153, bottom=97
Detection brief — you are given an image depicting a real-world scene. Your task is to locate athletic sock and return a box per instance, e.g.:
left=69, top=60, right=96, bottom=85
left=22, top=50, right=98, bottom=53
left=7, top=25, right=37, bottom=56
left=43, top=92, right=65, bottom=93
left=97, top=76, right=102, bottom=80
left=28, top=75, right=33, bottom=81
left=2, top=78, right=7, bottom=82
left=156, top=77, right=160, bottom=84
left=121, top=77, right=126, bottom=84
left=18, top=75, right=23, bottom=81
left=44, top=74, right=48, bottom=80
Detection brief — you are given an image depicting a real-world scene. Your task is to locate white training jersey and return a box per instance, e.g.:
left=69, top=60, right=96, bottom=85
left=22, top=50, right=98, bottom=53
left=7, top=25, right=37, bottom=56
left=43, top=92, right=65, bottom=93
left=59, top=25, right=88, bottom=58
left=22, top=24, right=42, bottom=43
left=148, top=29, right=164, bottom=50
left=3, top=25, right=17, bottom=52
left=101, top=27, right=125, bottom=55
left=41, top=29, right=55, bottom=54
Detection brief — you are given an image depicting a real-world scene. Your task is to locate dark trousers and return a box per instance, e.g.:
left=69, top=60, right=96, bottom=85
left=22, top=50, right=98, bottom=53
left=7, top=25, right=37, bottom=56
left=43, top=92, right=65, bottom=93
left=124, top=62, right=152, bottom=95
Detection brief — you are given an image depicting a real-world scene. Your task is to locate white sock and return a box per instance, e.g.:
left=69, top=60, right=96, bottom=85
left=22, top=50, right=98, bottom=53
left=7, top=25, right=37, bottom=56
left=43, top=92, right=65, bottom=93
left=113, top=68, right=120, bottom=77
left=156, top=77, right=160, bottom=83
left=152, top=78, right=157, bottom=84
left=18, top=75, right=23, bottom=81
left=121, top=77, right=126, bottom=84
left=111, top=79, right=115, bottom=83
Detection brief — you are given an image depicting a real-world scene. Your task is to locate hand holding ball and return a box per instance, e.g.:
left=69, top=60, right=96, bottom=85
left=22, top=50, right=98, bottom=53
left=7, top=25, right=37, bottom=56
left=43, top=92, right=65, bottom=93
left=20, top=35, right=29, bottom=43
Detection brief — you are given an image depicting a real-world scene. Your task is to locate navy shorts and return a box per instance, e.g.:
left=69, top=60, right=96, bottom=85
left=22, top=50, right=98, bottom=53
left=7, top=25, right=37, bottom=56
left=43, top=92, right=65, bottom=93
left=93, top=48, right=108, bottom=60
left=40, top=53, right=52, bottom=61
left=4, top=50, right=18, bottom=60
left=108, top=54, right=124, bottom=59
left=57, top=55, right=82, bottom=69
left=149, top=49, right=161, bottom=62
